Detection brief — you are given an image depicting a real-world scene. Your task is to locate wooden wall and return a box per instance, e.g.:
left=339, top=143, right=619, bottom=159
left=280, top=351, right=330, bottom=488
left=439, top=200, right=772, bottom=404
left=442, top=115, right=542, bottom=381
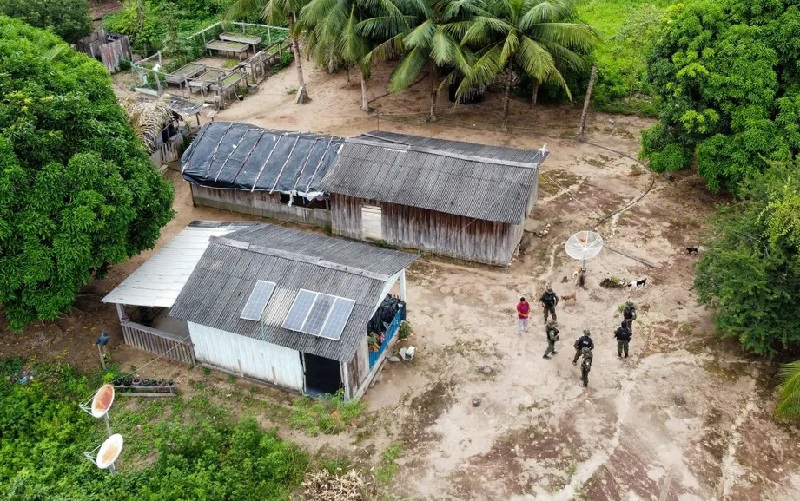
left=345, top=338, right=369, bottom=399
left=191, top=185, right=332, bottom=228
left=330, top=194, right=521, bottom=266
left=121, top=320, right=196, bottom=366
left=76, top=29, right=131, bottom=73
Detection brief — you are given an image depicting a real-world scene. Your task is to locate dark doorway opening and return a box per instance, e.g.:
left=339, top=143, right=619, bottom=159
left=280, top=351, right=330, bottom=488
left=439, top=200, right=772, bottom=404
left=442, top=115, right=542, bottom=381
left=303, top=353, right=342, bottom=396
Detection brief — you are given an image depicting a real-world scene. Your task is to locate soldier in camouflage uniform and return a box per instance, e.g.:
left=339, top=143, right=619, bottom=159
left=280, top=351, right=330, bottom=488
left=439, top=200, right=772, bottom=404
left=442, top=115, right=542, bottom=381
left=613, top=321, right=632, bottom=358
left=623, top=301, right=637, bottom=333
left=543, top=321, right=559, bottom=359
left=539, top=286, right=559, bottom=323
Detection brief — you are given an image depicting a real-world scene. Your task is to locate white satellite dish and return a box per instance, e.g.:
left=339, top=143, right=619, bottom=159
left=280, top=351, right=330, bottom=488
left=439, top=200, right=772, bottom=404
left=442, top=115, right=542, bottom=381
left=95, top=434, right=123, bottom=469
left=90, top=384, right=115, bottom=418
left=565, top=231, right=604, bottom=264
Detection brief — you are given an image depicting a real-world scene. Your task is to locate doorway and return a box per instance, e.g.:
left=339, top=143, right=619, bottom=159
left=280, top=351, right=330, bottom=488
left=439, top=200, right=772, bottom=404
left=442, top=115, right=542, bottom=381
left=361, top=205, right=383, bottom=240
left=303, top=353, right=342, bottom=396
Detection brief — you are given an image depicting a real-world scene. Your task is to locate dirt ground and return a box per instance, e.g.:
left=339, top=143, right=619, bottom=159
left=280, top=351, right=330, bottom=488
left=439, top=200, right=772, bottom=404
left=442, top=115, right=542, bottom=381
left=4, top=58, right=800, bottom=500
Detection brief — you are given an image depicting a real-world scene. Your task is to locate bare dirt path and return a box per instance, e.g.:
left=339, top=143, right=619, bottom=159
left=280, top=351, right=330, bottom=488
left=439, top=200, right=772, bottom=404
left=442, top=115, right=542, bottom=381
left=5, top=58, right=800, bottom=500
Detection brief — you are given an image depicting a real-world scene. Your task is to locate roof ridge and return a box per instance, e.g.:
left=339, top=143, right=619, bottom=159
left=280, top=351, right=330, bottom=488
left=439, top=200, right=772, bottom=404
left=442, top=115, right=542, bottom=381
left=211, top=236, right=391, bottom=282
left=345, top=137, right=543, bottom=170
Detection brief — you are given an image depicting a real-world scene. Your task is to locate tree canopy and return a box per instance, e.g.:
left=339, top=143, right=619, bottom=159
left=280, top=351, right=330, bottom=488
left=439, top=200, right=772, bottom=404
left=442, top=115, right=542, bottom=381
left=0, top=0, right=91, bottom=43
left=641, top=0, right=800, bottom=193
left=0, top=17, right=174, bottom=331
left=693, top=162, right=800, bottom=356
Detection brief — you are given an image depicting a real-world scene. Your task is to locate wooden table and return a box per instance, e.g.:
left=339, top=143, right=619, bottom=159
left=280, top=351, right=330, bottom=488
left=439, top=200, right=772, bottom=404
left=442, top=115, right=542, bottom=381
left=166, top=62, right=206, bottom=85
left=187, top=68, right=225, bottom=97
left=219, top=32, right=262, bottom=46
left=205, top=39, right=250, bottom=59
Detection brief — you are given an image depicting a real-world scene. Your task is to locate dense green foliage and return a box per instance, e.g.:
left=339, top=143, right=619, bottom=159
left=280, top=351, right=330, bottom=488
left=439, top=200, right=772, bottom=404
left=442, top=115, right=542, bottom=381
left=576, top=0, right=673, bottom=115
left=0, top=358, right=308, bottom=499
left=0, top=0, right=91, bottom=43
left=0, top=17, right=174, bottom=331
left=641, top=0, right=800, bottom=192
left=694, top=163, right=800, bottom=356
left=104, top=0, right=252, bottom=55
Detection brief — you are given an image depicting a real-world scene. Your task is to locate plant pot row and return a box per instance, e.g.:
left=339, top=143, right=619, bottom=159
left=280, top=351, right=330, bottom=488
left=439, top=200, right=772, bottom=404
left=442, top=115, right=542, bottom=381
left=113, top=378, right=174, bottom=387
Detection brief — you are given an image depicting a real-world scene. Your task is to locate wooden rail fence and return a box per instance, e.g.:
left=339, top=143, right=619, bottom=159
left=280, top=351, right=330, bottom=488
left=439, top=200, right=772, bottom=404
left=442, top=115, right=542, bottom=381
left=121, top=321, right=196, bottom=366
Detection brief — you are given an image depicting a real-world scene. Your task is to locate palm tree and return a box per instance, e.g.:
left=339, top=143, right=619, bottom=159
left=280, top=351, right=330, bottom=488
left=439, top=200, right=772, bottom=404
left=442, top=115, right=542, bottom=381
left=777, top=361, right=800, bottom=419
left=228, top=0, right=310, bottom=103
left=298, top=0, right=408, bottom=111
left=385, top=0, right=482, bottom=122
left=457, top=0, right=597, bottom=130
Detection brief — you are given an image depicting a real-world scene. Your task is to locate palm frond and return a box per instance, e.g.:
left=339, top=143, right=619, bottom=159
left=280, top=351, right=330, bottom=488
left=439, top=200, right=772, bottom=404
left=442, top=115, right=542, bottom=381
left=518, top=0, right=573, bottom=29
left=366, top=33, right=406, bottom=65
left=340, top=5, right=371, bottom=64
left=389, top=46, right=429, bottom=92
left=404, top=19, right=436, bottom=49
left=526, top=22, right=598, bottom=51
left=499, top=29, right=519, bottom=68
left=430, top=29, right=461, bottom=66
left=456, top=43, right=502, bottom=97
left=777, top=361, right=800, bottom=419
left=515, top=35, right=556, bottom=81
left=226, top=0, right=269, bottom=22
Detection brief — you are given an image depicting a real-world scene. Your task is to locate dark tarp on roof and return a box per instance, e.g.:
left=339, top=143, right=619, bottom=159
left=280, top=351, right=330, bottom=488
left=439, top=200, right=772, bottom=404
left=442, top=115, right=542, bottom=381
left=181, top=121, right=343, bottom=195
left=320, top=132, right=547, bottom=224
left=169, top=223, right=419, bottom=362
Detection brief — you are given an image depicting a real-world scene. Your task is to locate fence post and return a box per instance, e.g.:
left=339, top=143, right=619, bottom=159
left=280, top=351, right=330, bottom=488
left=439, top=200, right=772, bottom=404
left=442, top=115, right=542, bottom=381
left=267, top=26, right=271, bottom=45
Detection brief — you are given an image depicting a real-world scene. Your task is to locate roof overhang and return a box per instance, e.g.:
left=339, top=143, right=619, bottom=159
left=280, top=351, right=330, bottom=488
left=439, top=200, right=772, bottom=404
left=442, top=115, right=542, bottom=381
left=101, top=222, right=255, bottom=308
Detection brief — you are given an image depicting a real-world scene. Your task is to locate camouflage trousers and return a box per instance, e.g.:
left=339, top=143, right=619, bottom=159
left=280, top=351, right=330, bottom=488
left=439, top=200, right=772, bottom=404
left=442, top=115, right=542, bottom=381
left=617, top=340, right=630, bottom=357
left=544, top=338, right=557, bottom=356
left=543, top=305, right=557, bottom=322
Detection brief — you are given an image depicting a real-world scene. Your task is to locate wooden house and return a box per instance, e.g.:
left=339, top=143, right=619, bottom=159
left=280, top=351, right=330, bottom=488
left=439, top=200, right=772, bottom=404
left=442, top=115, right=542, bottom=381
left=181, top=122, right=342, bottom=228
left=103, top=221, right=417, bottom=399
left=321, top=131, right=546, bottom=266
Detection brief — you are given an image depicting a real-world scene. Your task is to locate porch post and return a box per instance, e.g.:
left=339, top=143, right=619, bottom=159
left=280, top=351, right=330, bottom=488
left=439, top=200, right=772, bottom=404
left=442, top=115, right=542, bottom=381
left=400, top=269, right=407, bottom=301
left=115, top=303, right=125, bottom=321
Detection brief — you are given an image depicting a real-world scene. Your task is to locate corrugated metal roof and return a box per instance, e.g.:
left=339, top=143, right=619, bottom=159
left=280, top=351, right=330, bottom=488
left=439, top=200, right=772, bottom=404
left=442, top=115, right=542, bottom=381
left=224, top=224, right=419, bottom=275
left=181, top=122, right=343, bottom=195
left=360, top=130, right=546, bottom=164
left=169, top=224, right=419, bottom=362
left=320, top=133, right=546, bottom=224
left=102, top=222, right=256, bottom=307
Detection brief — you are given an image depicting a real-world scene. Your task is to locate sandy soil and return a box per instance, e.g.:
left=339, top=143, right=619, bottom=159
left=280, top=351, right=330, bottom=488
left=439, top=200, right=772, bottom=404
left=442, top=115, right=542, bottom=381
left=4, top=58, right=800, bottom=500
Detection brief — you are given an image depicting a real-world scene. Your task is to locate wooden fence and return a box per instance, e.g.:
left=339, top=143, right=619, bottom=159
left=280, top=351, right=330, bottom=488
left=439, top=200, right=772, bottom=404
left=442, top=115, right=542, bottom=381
left=121, top=320, right=196, bottom=366
left=76, top=29, right=131, bottom=73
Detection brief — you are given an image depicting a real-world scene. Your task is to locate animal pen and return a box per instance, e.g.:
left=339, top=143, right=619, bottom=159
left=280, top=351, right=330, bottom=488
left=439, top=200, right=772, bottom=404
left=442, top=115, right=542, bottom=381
left=131, top=22, right=289, bottom=109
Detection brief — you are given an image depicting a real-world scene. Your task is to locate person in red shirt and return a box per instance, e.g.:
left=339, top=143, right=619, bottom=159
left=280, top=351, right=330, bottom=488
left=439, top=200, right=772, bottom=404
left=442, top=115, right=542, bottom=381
left=516, top=297, right=530, bottom=334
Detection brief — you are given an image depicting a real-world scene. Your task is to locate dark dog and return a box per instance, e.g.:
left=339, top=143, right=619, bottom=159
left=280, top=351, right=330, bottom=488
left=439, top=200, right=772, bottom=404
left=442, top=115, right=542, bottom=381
left=686, top=247, right=699, bottom=255
left=628, top=278, right=647, bottom=288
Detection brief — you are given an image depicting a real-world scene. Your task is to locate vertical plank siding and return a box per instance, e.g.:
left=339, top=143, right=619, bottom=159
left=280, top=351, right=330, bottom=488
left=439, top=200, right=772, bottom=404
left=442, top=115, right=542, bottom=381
left=121, top=320, right=196, bottom=366
left=330, top=194, right=520, bottom=266
left=189, top=322, right=304, bottom=391
left=76, top=29, right=131, bottom=74
left=191, top=185, right=332, bottom=228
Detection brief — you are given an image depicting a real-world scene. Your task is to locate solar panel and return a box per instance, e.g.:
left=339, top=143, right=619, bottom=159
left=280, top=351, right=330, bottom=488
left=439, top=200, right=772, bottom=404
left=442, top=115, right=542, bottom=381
left=319, top=297, right=355, bottom=341
left=302, top=294, right=334, bottom=335
left=240, top=281, right=276, bottom=320
left=283, top=289, right=318, bottom=331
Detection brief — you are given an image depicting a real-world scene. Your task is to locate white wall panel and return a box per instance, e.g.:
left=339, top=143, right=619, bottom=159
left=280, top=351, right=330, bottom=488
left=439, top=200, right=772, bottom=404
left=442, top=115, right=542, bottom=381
left=189, top=322, right=303, bottom=391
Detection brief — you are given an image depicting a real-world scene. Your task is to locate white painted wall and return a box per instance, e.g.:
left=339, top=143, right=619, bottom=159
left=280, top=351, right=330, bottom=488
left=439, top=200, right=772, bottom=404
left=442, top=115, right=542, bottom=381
left=189, top=322, right=304, bottom=391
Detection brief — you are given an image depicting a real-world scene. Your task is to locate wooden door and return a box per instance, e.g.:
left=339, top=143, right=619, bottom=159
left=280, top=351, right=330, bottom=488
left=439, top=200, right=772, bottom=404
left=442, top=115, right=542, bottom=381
left=361, top=205, right=383, bottom=240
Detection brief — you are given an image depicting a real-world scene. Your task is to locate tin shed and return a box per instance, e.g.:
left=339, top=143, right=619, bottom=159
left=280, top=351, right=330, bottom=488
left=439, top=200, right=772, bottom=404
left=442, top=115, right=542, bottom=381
left=320, top=131, right=547, bottom=266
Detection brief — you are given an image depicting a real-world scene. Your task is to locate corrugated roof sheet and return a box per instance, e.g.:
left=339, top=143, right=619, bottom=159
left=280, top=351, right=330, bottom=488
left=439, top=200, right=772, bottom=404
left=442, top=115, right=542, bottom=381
left=101, top=221, right=256, bottom=307
left=320, top=132, right=546, bottom=224
left=181, top=122, right=343, bottom=195
left=169, top=223, right=419, bottom=362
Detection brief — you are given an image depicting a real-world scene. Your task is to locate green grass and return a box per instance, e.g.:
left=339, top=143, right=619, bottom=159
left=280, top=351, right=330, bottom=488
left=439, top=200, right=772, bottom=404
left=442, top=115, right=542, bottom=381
left=373, top=443, right=404, bottom=484
left=288, top=391, right=366, bottom=436
left=577, top=0, right=692, bottom=116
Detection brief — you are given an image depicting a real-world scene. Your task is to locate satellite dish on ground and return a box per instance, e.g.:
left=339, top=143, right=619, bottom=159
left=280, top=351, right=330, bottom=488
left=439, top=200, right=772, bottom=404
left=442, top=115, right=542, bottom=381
left=96, top=434, right=124, bottom=469
left=565, top=231, right=604, bottom=265
left=90, top=384, right=115, bottom=418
